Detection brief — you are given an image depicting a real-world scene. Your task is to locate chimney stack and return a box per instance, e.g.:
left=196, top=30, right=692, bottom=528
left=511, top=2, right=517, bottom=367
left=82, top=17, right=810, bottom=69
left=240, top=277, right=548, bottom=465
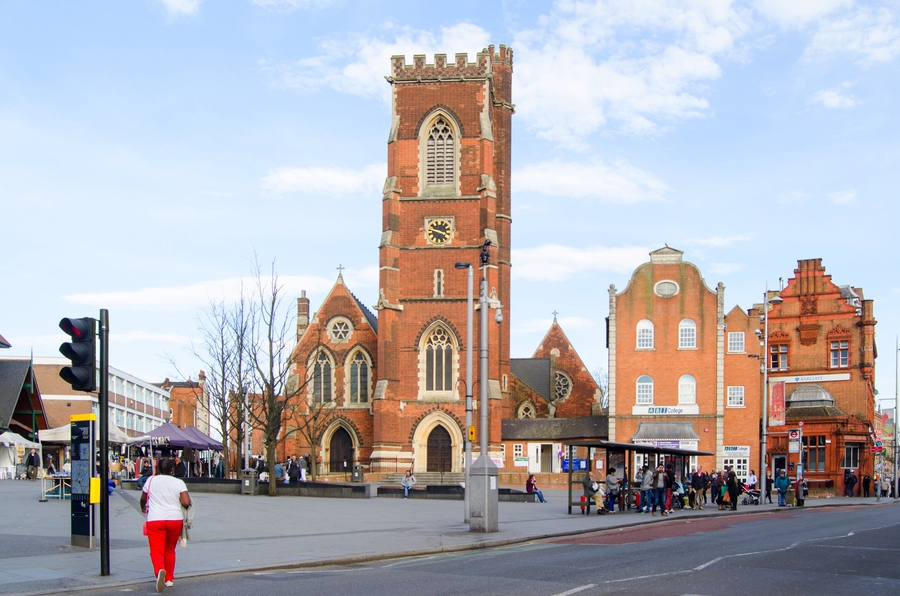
left=297, top=291, right=310, bottom=342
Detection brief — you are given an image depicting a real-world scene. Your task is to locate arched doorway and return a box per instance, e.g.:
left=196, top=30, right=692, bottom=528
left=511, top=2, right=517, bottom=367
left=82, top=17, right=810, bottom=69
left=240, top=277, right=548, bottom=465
left=427, top=425, right=451, bottom=472
left=329, top=427, right=354, bottom=473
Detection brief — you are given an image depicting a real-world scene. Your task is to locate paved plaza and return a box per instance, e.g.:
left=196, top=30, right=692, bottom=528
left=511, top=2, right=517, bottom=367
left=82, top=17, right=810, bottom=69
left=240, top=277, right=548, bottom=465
left=0, top=480, right=890, bottom=595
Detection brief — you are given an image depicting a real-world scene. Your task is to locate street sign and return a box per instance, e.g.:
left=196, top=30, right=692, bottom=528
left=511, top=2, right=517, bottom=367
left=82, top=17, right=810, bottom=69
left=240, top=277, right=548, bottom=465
left=788, top=429, right=801, bottom=440
left=876, top=441, right=883, bottom=447
left=798, top=421, right=804, bottom=427
left=871, top=446, right=884, bottom=454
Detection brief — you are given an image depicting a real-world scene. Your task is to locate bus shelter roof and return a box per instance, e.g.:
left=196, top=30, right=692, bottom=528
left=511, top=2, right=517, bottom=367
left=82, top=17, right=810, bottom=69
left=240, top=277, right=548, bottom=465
left=561, top=439, right=713, bottom=457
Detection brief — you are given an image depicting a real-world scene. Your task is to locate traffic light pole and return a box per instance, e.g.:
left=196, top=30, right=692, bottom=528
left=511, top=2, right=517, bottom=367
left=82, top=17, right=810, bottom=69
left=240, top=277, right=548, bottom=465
left=98, top=309, right=110, bottom=576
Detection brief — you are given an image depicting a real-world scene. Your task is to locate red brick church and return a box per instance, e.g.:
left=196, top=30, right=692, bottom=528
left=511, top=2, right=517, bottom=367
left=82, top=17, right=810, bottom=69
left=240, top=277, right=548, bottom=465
left=280, top=45, right=602, bottom=481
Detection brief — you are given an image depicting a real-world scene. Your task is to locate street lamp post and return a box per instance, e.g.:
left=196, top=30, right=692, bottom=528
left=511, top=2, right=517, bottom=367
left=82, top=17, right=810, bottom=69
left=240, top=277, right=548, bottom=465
left=894, top=337, right=898, bottom=500
left=760, top=287, right=782, bottom=498
left=243, top=387, right=250, bottom=472
left=454, top=261, right=474, bottom=523
left=469, top=239, right=499, bottom=533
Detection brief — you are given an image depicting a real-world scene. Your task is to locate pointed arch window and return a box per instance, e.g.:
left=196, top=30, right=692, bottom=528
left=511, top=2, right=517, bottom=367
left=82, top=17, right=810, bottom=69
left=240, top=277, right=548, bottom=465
left=424, top=325, right=455, bottom=394
left=347, top=350, right=370, bottom=404
left=311, top=350, right=333, bottom=403
left=518, top=402, right=536, bottom=419
left=426, top=117, right=455, bottom=187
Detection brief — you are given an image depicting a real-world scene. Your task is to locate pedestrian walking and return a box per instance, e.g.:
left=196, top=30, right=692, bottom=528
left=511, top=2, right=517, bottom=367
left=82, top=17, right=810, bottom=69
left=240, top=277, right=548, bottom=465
left=141, top=457, right=191, bottom=592
left=774, top=470, right=790, bottom=506
left=300, top=454, right=309, bottom=481
left=844, top=470, right=858, bottom=497
left=650, top=464, right=667, bottom=517
left=862, top=474, right=871, bottom=498
left=639, top=465, right=653, bottom=513
left=526, top=475, right=546, bottom=503
left=664, top=464, right=675, bottom=513
left=764, top=471, right=774, bottom=504
left=25, top=449, right=39, bottom=481
left=400, top=469, right=416, bottom=498
left=726, top=470, right=740, bottom=511
left=691, top=465, right=708, bottom=510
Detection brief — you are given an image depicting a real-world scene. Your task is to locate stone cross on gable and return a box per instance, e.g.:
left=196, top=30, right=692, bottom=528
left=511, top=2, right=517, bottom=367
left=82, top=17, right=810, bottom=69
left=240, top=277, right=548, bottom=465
left=552, top=310, right=559, bottom=319
left=337, top=264, right=345, bottom=274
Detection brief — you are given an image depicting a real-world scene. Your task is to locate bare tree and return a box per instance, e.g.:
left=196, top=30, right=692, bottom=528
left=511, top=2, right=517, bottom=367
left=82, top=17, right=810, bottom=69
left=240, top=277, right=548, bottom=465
left=244, top=258, right=304, bottom=496
left=592, top=365, right=609, bottom=412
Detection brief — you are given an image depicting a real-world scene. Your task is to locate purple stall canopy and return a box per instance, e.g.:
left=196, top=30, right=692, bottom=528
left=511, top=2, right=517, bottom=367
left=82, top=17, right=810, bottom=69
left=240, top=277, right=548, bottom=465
left=181, top=426, right=223, bottom=451
left=127, top=422, right=207, bottom=450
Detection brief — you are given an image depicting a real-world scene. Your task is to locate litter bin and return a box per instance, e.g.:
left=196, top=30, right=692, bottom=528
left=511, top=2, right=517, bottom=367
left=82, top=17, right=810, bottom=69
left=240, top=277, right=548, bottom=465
left=352, top=465, right=364, bottom=483
left=241, top=469, right=258, bottom=495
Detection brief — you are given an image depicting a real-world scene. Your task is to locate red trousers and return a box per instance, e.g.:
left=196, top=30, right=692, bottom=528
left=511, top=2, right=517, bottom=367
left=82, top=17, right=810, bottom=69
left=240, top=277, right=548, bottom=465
left=146, top=519, right=183, bottom=582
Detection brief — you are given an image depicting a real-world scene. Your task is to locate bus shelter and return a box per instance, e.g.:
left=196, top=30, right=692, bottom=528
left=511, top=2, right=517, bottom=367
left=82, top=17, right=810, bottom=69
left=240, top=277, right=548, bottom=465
left=563, top=440, right=713, bottom=514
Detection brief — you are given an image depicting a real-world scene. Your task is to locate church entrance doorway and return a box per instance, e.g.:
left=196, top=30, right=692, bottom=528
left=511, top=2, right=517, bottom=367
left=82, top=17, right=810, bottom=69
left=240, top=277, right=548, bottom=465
left=427, top=425, right=451, bottom=472
left=329, top=427, right=354, bottom=473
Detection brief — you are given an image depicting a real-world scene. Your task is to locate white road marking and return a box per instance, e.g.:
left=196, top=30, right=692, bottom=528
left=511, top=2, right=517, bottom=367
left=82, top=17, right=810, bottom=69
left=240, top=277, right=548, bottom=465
left=286, top=568, right=371, bottom=574
left=551, top=584, right=596, bottom=596
left=380, top=556, right=436, bottom=568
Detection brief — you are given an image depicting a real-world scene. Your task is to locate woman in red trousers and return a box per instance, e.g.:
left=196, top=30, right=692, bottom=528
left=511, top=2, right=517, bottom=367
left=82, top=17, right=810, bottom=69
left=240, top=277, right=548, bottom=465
left=140, top=457, right=191, bottom=592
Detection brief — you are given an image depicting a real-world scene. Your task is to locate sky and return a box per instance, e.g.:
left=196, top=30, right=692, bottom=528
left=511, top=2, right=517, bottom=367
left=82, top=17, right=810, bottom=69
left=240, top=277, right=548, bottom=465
left=1, top=0, right=899, bottom=406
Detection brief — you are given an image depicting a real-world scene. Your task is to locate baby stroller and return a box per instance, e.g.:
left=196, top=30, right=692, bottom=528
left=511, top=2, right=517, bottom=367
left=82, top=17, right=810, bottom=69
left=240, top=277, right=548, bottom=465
left=740, top=485, right=761, bottom=505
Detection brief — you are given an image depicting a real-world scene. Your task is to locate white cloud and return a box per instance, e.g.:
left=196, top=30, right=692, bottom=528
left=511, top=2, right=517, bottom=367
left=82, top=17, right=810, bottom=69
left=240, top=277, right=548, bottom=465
left=261, top=163, right=384, bottom=195
left=812, top=81, right=859, bottom=107
left=266, top=23, right=490, bottom=101
left=252, top=0, right=334, bottom=10
left=803, top=6, right=900, bottom=67
left=755, top=0, right=852, bottom=29
left=515, top=158, right=667, bottom=203
left=513, top=0, right=752, bottom=147
left=829, top=187, right=857, bottom=204
left=685, top=234, right=751, bottom=247
left=708, top=262, right=744, bottom=275
left=156, top=0, right=202, bottom=17
left=512, top=244, right=650, bottom=282
left=514, top=316, right=596, bottom=334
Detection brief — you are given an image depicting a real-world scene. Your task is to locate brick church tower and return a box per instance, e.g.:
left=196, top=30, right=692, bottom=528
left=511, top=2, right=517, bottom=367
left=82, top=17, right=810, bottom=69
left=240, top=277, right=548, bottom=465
left=372, top=45, right=514, bottom=473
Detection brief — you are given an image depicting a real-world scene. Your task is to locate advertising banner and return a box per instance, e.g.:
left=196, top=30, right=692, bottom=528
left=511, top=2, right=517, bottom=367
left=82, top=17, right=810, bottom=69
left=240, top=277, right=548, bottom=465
left=769, top=381, right=786, bottom=427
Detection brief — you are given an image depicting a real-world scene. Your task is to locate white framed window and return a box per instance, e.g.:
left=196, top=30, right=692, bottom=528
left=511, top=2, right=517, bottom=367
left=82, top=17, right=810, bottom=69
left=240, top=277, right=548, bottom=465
left=654, top=280, right=679, bottom=298
left=727, top=386, right=745, bottom=407
left=728, top=332, right=745, bottom=353
left=434, top=269, right=444, bottom=297
left=678, top=375, right=696, bottom=404
left=636, top=375, right=654, bottom=405
left=722, top=457, right=749, bottom=482
left=830, top=340, right=849, bottom=368
left=636, top=319, right=654, bottom=349
left=346, top=350, right=371, bottom=404
left=679, top=319, right=696, bottom=349
left=513, top=444, right=524, bottom=459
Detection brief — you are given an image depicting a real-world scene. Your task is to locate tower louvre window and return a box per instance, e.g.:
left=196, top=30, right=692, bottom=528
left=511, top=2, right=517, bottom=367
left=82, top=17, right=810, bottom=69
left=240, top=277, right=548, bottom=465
left=426, top=117, right=455, bottom=187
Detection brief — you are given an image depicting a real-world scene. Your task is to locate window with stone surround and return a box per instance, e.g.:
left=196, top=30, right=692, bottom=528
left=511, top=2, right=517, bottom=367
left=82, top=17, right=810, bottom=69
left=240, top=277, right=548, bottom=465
left=422, top=324, right=456, bottom=396
left=770, top=343, right=789, bottom=371
left=830, top=340, right=849, bottom=368
left=636, top=375, right=654, bottom=405
left=517, top=402, right=536, bottom=419
left=434, top=269, right=444, bottom=297
left=637, top=319, right=654, bottom=349
left=423, top=115, right=457, bottom=192
left=347, top=350, right=370, bottom=404
left=310, top=349, right=334, bottom=403
left=679, top=319, right=696, bottom=349
left=555, top=372, right=572, bottom=401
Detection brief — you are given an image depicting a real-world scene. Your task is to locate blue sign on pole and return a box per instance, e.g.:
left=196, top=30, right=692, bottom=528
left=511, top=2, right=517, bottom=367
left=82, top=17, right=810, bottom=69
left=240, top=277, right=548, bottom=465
left=562, top=458, right=588, bottom=472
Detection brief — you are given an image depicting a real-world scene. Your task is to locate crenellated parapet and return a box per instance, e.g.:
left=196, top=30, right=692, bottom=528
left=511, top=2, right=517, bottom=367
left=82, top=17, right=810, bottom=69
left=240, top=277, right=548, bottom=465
left=388, top=44, right=513, bottom=82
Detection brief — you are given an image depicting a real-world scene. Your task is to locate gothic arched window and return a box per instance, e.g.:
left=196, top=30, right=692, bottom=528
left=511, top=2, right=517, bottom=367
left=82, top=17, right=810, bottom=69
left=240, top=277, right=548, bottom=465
left=424, top=325, right=455, bottom=393
left=554, top=371, right=572, bottom=401
left=426, top=117, right=455, bottom=187
left=311, top=350, right=333, bottom=403
left=347, top=350, right=370, bottom=404
left=517, top=402, right=536, bottom=419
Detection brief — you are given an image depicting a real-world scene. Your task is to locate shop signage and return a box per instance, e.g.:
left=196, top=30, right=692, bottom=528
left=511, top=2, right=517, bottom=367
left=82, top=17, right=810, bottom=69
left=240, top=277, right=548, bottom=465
left=514, top=457, right=528, bottom=467
left=770, top=373, right=851, bottom=384
left=769, top=382, right=786, bottom=427
left=724, top=445, right=751, bottom=458
left=632, top=405, right=700, bottom=416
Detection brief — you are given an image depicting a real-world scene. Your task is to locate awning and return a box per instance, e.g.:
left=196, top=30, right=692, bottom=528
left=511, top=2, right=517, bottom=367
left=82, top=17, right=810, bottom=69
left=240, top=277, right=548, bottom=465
left=39, top=423, right=131, bottom=445
left=631, top=422, right=700, bottom=442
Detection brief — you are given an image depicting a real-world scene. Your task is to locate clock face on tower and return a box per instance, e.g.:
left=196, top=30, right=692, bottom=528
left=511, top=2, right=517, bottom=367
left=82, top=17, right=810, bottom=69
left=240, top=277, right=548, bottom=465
left=425, top=218, right=452, bottom=245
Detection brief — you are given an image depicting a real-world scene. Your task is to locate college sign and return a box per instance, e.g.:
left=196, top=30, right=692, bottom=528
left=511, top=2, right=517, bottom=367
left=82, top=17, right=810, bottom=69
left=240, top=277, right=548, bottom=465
left=632, top=405, right=700, bottom=416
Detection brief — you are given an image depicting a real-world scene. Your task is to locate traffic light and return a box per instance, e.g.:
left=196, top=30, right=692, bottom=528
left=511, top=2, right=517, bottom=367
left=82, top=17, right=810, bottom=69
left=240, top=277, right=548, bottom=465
left=59, top=317, right=97, bottom=392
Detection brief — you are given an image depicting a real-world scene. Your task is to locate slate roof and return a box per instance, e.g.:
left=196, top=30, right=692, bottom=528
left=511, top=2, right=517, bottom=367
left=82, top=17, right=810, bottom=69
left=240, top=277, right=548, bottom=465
left=631, top=422, right=701, bottom=442
left=510, top=358, right=551, bottom=400
left=349, top=290, right=378, bottom=333
left=0, top=359, right=33, bottom=428
left=501, top=416, right=608, bottom=441
left=786, top=406, right=847, bottom=419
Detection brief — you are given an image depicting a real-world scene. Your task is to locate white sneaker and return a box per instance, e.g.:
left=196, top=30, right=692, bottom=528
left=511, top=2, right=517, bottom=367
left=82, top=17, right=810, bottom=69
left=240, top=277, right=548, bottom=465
left=165, top=581, right=174, bottom=587
left=156, top=570, right=166, bottom=593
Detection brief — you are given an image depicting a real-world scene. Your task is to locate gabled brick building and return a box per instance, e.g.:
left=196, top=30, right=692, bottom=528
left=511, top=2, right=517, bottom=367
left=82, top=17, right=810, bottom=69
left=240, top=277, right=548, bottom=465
left=764, top=259, right=877, bottom=493
left=607, top=247, right=760, bottom=480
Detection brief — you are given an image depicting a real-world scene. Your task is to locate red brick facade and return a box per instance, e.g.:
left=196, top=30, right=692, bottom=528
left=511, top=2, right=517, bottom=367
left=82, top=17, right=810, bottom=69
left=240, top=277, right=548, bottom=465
left=608, top=247, right=760, bottom=481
